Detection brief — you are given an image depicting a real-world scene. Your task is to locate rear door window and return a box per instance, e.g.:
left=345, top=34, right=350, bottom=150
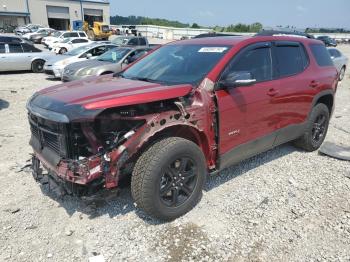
left=8, top=43, right=23, bottom=53
left=22, top=43, right=41, bottom=53
left=310, top=44, right=333, bottom=67
left=274, top=42, right=308, bottom=77
left=79, top=32, right=86, bottom=37
left=0, top=44, right=5, bottom=53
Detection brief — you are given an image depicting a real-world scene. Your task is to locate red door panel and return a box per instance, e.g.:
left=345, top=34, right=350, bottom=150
left=216, top=79, right=280, bottom=155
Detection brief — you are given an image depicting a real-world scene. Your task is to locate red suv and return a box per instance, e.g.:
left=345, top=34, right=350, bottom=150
left=27, top=35, right=338, bottom=220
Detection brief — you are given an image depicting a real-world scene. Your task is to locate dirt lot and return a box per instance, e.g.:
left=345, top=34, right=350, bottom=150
left=0, top=45, right=350, bottom=262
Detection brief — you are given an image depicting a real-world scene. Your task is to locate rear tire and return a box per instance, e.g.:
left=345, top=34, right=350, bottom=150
left=339, top=66, right=346, bottom=81
left=59, top=47, right=67, bottom=54
left=294, top=103, right=330, bottom=152
left=31, top=59, right=45, bottom=73
left=131, top=137, right=207, bottom=220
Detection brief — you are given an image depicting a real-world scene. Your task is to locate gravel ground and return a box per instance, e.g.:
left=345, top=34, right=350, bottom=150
left=0, top=45, right=350, bottom=262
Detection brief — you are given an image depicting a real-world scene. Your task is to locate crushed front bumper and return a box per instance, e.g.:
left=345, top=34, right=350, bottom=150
left=32, top=140, right=128, bottom=192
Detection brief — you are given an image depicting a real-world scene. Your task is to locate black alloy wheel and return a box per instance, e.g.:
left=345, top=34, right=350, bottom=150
left=31, top=60, right=45, bottom=73
left=159, top=157, right=198, bottom=207
left=311, top=114, right=327, bottom=144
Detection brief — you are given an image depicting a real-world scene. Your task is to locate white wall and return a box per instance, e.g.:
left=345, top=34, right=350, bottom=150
left=29, top=0, right=110, bottom=28
left=0, top=0, right=28, bottom=13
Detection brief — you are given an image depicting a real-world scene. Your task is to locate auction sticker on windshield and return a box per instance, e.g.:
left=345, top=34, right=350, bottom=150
left=112, top=52, right=117, bottom=61
left=198, top=47, right=228, bottom=53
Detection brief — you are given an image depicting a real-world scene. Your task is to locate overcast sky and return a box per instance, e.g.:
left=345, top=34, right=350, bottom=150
left=110, top=0, right=350, bottom=28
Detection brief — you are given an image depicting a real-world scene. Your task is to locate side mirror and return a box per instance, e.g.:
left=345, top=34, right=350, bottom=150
left=219, top=71, right=256, bottom=88
left=123, top=58, right=129, bottom=65
left=86, top=53, right=92, bottom=59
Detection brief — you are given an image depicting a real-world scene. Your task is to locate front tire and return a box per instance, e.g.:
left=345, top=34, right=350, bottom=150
left=294, top=103, right=330, bottom=151
left=31, top=59, right=45, bottom=73
left=131, top=137, right=207, bottom=220
left=59, top=47, right=67, bottom=54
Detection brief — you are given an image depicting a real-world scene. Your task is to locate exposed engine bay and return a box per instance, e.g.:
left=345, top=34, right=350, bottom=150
left=29, top=83, right=218, bottom=196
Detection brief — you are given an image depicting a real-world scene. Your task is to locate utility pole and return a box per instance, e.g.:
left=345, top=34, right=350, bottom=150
left=80, top=0, right=84, bottom=22
left=25, top=0, right=31, bottom=23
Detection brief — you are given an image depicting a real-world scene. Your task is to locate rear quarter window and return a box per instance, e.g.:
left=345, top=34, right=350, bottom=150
left=310, top=44, right=333, bottom=67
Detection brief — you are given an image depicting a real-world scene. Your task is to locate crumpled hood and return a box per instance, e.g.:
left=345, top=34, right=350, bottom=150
left=28, top=75, right=193, bottom=122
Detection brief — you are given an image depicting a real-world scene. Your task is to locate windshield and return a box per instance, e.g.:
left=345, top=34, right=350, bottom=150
left=122, top=44, right=230, bottom=85
left=111, top=37, right=129, bottom=45
left=98, top=48, right=131, bottom=63
left=65, top=45, right=93, bottom=56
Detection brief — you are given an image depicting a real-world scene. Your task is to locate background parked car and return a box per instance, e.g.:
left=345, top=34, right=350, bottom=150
left=14, top=24, right=43, bottom=35
left=22, top=28, right=54, bottom=40
left=42, top=31, right=88, bottom=48
left=44, top=43, right=117, bottom=78
left=110, top=35, right=149, bottom=47
left=51, top=38, right=92, bottom=54
left=62, top=46, right=151, bottom=81
left=317, top=36, right=337, bottom=47
left=328, top=48, right=348, bottom=81
left=29, top=29, right=56, bottom=44
left=0, top=42, right=53, bottom=73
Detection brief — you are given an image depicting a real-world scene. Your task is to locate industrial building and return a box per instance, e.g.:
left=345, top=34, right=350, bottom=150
left=0, top=0, right=110, bottom=32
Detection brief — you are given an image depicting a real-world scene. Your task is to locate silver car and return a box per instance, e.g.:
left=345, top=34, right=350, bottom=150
left=43, top=43, right=117, bottom=78
left=61, top=47, right=151, bottom=82
left=328, top=48, right=348, bottom=81
left=0, top=42, right=54, bottom=72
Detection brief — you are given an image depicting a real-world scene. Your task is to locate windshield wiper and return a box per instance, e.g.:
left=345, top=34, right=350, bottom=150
left=129, top=76, right=160, bottom=83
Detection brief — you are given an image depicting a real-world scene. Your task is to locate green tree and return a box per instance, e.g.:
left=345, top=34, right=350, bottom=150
left=191, top=23, right=200, bottom=28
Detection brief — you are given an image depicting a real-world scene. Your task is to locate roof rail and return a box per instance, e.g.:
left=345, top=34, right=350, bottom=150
left=255, top=30, right=315, bottom=39
left=194, top=32, right=241, bottom=39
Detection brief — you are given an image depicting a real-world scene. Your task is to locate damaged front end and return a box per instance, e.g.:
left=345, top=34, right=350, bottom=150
left=28, top=85, right=216, bottom=196
left=27, top=75, right=218, bottom=196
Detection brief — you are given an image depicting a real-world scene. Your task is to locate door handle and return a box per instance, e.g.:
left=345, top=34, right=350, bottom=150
left=267, top=88, right=279, bottom=96
left=309, top=80, right=319, bottom=88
